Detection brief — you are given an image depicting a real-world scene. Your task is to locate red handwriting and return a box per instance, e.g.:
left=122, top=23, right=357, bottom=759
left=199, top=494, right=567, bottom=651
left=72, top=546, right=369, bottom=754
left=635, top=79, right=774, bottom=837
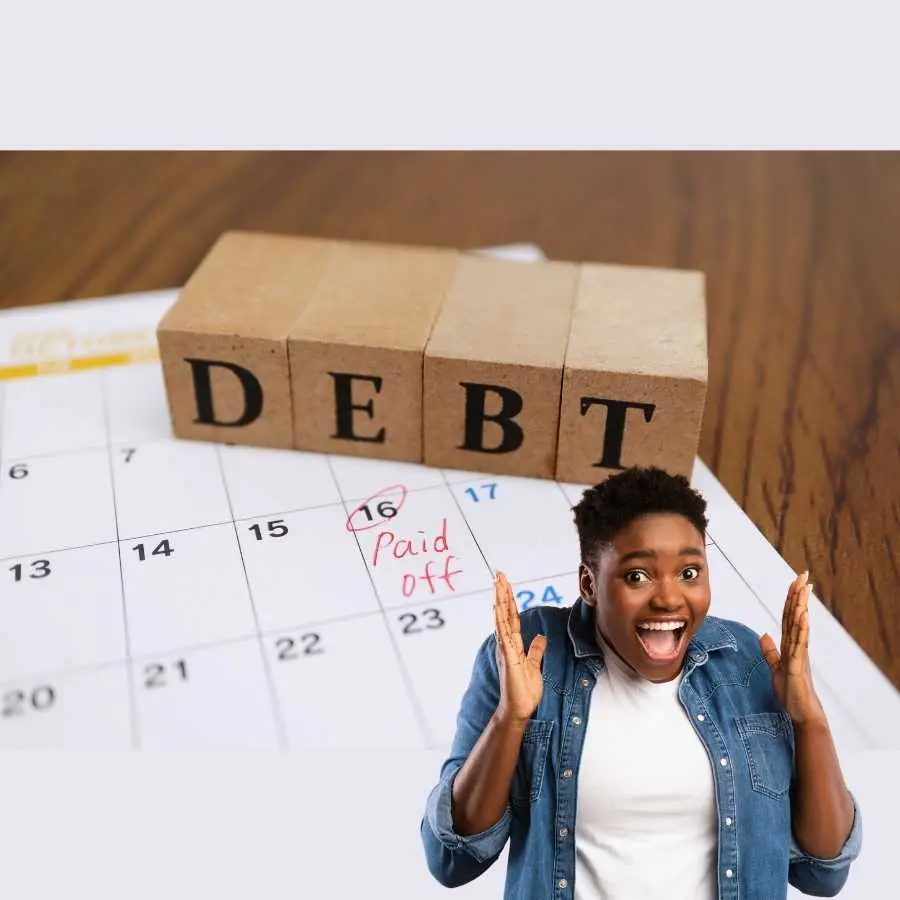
left=372, top=517, right=448, bottom=565
left=401, top=556, right=464, bottom=597
left=370, top=516, right=463, bottom=598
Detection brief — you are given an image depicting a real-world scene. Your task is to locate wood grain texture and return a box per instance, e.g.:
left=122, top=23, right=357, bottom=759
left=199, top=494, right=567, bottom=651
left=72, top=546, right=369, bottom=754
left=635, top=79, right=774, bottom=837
left=1, top=150, right=898, bottom=688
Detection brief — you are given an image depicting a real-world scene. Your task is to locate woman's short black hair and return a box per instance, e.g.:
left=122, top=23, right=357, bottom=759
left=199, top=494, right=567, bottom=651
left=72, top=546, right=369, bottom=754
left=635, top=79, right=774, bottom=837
left=572, top=466, right=708, bottom=566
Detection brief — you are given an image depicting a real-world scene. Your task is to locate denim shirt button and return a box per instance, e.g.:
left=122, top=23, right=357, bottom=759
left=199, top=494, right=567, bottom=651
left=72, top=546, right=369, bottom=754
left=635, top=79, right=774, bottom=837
left=697, top=713, right=705, bottom=721
left=558, top=879, right=568, bottom=889
left=581, top=678, right=590, bottom=687
left=572, top=716, right=582, bottom=726
left=720, top=757, right=728, bottom=766
left=725, top=869, right=734, bottom=878
left=563, top=768, right=573, bottom=778
left=725, top=817, right=733, bottom=826
left=559, top=827, right=569, bottom=837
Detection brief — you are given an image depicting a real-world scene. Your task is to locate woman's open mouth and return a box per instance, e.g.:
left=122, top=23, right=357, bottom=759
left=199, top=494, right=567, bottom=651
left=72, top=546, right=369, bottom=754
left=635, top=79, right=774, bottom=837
left=635, top=619, right=688, bottom=664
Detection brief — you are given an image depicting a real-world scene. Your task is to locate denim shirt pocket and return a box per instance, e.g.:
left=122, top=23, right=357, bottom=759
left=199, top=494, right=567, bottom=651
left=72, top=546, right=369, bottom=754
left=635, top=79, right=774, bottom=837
left=735, top=710, right=794, bottom=800
left=509, top=718, right=554, bottom=808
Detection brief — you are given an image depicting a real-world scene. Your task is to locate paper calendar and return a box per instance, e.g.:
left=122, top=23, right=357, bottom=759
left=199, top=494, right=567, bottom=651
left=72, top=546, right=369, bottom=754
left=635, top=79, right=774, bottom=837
left=0, top=245, right=896, bottom=899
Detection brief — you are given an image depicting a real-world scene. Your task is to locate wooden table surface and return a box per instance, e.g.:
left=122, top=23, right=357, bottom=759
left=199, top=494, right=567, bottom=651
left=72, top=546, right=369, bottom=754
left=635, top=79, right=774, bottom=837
left=1, top=151, right=898, bottom=690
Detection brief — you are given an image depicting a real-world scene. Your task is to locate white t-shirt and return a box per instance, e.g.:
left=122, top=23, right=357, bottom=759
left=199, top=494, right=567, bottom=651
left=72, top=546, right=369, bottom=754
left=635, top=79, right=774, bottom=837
left=573, top=631, right=718, bottom=900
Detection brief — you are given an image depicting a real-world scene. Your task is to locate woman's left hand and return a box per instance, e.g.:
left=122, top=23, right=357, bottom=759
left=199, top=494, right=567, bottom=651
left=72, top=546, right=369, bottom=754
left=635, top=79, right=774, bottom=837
left=759, top=572, right=827, bottom=727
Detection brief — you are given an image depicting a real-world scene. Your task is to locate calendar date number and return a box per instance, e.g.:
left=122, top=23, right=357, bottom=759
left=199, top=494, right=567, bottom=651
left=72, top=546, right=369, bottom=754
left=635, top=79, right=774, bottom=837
left=143, top=659, right=188, bottom=688
left=464, top=482, right=498, bottom=502
left=133, top=539, right=174, bottom=561
left=517, top=584, right=565, bottom=610
left=275, top=633, right=323, bottom=660
left=399, top=608, right=445, bottom=633
left=249, top=520, right=288, bottom=541
left=9, top=559, right=51, bottom=581
left=2, top=685, right=56, bottom=718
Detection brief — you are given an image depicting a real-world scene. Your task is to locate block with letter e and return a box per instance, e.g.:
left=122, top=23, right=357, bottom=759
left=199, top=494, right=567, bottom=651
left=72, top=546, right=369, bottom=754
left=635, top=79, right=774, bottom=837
left=287, top=240, right=459, bottom=461
left=556, top=263, right=708, bottom=484
left=157, top=231, right=332, bottom=448
left=423, top=255, right=579, bottom=478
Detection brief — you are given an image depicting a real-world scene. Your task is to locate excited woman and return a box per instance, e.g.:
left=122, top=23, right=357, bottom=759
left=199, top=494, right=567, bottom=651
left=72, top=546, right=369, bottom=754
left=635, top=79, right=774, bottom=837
left=420, top=466, right=861, bottom=900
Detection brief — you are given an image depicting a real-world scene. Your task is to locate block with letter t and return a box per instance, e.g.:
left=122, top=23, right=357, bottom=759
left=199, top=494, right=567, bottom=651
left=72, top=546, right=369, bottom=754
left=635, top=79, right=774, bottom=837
left=555, top=263, right=708, bottom=484
left=156, top=231, right=332, bottom=448
left=287, top=240, right=459, bottom=461
left=423, top=255, right=579, bottom=478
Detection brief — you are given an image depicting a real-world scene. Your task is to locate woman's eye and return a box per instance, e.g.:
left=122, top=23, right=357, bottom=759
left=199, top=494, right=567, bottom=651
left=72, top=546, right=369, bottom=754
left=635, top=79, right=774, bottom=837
left=682, top=566, right=701, bottom=580
left=625, top=570, right=650, bottom=585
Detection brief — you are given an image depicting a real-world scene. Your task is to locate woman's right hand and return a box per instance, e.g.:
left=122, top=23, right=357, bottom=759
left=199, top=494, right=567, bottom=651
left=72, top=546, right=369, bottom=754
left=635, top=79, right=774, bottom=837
left=493, top=571, right=547, bottom=725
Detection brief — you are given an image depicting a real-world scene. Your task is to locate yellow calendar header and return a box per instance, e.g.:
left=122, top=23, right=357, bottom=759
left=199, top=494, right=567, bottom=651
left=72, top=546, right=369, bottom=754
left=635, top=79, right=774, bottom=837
left=0, top=328, right=160, bottom=381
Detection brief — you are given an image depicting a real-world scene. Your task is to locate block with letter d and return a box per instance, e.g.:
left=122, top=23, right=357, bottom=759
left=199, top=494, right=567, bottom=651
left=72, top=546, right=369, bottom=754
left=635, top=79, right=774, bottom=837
left=157, top=231, right=333, bottom=448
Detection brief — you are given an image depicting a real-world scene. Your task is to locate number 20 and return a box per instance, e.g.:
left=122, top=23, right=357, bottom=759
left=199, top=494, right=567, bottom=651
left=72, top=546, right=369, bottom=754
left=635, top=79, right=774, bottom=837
left=2, top=686, right=55, bottom=717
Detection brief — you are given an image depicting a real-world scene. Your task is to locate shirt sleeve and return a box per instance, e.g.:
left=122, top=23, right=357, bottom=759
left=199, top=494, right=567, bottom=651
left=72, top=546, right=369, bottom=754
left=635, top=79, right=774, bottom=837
left=420, top=631, right=512, bottom=887
left=787, top=789, right=862, bottom=897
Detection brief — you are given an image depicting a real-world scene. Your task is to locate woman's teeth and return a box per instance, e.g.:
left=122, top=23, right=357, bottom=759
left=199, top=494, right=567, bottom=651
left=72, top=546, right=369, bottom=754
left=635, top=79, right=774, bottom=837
left=636, top=621, right=685, bottom=631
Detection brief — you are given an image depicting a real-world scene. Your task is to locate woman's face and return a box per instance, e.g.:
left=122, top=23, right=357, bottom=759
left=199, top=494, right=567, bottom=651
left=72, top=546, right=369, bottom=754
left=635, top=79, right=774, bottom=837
left=579, top=512, right=711, bottom=682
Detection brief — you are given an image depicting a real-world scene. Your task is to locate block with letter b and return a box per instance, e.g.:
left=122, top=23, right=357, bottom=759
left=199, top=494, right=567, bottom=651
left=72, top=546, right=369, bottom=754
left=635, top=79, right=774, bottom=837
left=555, top=263, right=708, bottom=484
left=287, top=240, right=458, bottom=461
left=422, top=255, right=579, bottom=478
left=157, top=231, right=332, bottom=449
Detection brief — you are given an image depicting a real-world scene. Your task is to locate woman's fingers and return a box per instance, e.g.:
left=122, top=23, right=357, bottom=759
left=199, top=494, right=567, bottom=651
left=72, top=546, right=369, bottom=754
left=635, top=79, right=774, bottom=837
left=790, top=584, right=811, bottom=661
left=504, top=574, right=521, bottom=635
left=494, top=572, right=522, bottom=661
left=782, top=571, right=807, bottom=652
left=494, top=573, right=510, bottom=642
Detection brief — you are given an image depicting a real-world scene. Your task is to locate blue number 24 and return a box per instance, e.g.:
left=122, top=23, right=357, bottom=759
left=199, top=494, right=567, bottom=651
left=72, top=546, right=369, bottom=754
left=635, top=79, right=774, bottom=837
left=516, top=585, right=565, bottom=610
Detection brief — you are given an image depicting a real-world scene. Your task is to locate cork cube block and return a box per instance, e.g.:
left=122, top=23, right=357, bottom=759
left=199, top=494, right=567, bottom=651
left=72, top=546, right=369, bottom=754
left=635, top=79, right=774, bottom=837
left=423, top=255, right=579, bottom=478
left=556, top=263, right=707, bottom=484
left=287, top=240, right=459, bottom=461
left=157, top=231, right=332, bottom=448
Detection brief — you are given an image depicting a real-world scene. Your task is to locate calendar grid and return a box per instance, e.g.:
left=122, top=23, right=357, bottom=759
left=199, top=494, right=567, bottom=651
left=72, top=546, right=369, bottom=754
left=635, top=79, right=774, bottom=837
left=323, top=454, right=435, bottom=748
left=214, top=444, right=290, bottom=750
left=440, top=469, right=495, bottom=577
left=2, top=273, right=895, bottom=759
left=0, top=567, right=585, bottom=693
left=0, top=479, right=522, bottom=564
left=707, top=530, right=872, bottom=745
left=99, top=370, right=140, bottom=750
left=555, top=478, right=576, bottom=509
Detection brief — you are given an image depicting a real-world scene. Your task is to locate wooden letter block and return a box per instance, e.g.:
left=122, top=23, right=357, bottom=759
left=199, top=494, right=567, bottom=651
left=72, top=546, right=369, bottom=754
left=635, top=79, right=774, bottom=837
left=287, top=241, right=458, bottom=461
left=556, top=263, right=707, bottom=484
left=423, top=256, right=579, bottom=478
left=157, top=231, right=332, bottom=448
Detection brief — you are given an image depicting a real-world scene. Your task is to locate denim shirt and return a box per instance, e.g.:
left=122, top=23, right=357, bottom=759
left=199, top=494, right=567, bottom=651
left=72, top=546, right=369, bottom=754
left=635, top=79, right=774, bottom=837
left=421, top=599, right=862, bottom=899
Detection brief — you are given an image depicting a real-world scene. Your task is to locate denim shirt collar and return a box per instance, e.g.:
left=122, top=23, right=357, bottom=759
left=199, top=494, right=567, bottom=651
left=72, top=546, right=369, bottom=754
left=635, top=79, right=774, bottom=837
left=565, top=597, right=738, bottom=664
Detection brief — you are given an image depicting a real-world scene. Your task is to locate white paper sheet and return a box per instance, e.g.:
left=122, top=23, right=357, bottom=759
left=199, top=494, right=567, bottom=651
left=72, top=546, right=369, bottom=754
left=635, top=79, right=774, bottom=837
left=0, top=245, right=894, bottom=899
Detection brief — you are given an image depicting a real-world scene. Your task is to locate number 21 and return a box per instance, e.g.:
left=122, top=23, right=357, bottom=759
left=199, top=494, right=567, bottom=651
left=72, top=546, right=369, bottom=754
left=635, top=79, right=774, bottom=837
left=144, top=660, right=188, bottom=688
